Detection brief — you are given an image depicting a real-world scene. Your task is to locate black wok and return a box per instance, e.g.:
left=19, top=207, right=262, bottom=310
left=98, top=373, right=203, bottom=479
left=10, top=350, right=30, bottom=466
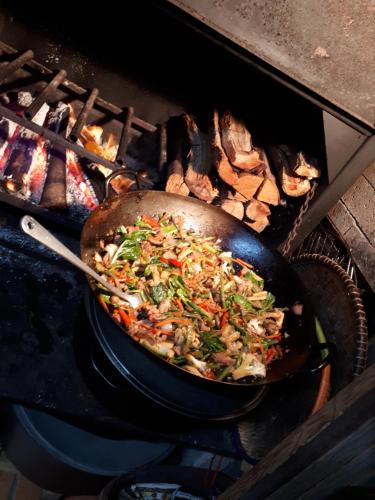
left=80, top=184, right=329, bottom=389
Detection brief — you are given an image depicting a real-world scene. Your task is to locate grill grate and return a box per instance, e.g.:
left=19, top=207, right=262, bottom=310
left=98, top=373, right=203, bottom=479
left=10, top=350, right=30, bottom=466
left=294, top=221, right=357, bottom=284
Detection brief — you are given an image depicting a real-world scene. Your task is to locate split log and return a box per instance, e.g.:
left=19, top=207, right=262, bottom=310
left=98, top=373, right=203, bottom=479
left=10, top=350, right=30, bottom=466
left=184, top=115, right=218, bottom=203
left=165, top=121, right=190, bottom=196
left=232, top=172, right=263, bottom=200
left=220, top=110, right=261, bottom=170
left=232, top=191, right=248, bottom=202
left=255, top=148, right=280, bottom=206
left=165, top=159, right=190, bottom=196
left=246, top=199, right=271, bottom=220
left=269, top=146, right=311, bottom=197
left=219, top=198, right=245, bottom=220
left=210, top=109, right=239, bottom=186
left=279, top=145, right=320, bottom=180
left=293, top=150, right=320, bottom=179
left=245, top=217, right=270, bottom=233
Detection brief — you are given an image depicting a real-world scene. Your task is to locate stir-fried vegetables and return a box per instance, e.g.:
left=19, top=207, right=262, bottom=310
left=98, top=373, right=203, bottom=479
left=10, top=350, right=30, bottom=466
left=94, top=214, right=286, bottom=382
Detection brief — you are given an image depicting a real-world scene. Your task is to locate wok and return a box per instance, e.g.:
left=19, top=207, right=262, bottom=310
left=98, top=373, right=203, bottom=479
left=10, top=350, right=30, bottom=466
left=80, top=171, right=332, bottom=389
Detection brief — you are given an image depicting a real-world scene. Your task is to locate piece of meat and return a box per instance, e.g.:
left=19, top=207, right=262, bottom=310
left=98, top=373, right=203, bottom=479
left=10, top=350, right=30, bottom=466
left=184, top=115, right=219, bottom=203
left=212, top=352, right=235, bottom=366
left=220, top=110, right=262, bottom=170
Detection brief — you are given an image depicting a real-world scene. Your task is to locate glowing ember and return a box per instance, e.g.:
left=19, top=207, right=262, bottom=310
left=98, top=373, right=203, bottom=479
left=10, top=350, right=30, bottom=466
left=3, top=179, right=20, bottom=193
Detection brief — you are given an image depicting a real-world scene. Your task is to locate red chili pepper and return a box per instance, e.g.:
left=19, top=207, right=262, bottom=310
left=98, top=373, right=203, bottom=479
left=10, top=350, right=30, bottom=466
left=118, top=309, right=133, bottom=328
left=169, top=258, right=183, bottom=268
left=204, top=369, right=215, bottom=380
left=159, top=257, right=169, bottom=264
left=266, top=346, right=276, bottom=364
left=220, top=311, right=229, bottom=329
left=141, top=215, right=159, bottom=228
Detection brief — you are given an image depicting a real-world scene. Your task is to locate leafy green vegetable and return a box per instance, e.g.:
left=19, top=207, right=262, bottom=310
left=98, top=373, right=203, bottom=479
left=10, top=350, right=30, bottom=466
left=244, top=271, right=264, bottom=290
left=161, top=224, right=178, bottom=234
left=201, top=333, right=226, bottom=353
left=150, top=284, right=167, bottom=304
left=259, top=292, right=276, bottom=311
left=129, top=230, right=152, bottom=242
left=184, top=299, right=213, bottom=320
left=231, top=294, right=257, bottom=312
left=171, top=356, right=187, bottom=366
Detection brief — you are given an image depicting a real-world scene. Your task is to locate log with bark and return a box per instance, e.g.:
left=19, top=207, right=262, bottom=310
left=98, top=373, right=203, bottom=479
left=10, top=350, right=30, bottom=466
left=280, top=146, right=320, bottom=180
left=165, top=124, right=190, bottom=196
left=220, top=110, right=261, bottom=170
left=210, top=109, right=239, bottom=186
left=255, top=148, right=280, bottom=206
left=184, top=115, right=218, bottom=203
left=269, top=145, right=311, bottom=197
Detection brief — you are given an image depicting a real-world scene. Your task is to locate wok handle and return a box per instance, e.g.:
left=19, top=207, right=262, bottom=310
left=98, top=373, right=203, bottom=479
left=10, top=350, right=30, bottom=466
left=20, top=215, right=135, bottom=304
left=104, top=168, right=141, bottom=201
left=304, top=342, right=336, bottom=374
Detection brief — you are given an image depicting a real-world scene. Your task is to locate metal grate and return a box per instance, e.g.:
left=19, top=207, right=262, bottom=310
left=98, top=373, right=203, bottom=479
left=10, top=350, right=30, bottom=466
left=294, top=221, right=358, bottom=284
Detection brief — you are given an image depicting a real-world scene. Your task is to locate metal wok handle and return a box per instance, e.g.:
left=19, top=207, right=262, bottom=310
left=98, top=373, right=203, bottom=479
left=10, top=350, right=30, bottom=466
left=104, top=168, right=141, bottom=201
left=20, top=215, right=136, bottom=305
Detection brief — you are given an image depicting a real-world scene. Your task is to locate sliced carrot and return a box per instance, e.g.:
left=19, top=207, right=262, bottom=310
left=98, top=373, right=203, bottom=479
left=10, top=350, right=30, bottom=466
left=118, top=309, right=133, bottom=327
left=232, top=257, right=253, bottom=269
left=98, top=294, right=109, bottom=313
left=155, top=318, right=191, bottom=327
left=141, top=215, right=159, bottom=228
left=175, top=298, right=184, bottom=311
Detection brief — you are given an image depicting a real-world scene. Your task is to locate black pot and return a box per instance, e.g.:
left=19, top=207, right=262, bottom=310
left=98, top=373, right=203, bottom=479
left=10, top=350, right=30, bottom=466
left=0, top=402, right=174, bottom=495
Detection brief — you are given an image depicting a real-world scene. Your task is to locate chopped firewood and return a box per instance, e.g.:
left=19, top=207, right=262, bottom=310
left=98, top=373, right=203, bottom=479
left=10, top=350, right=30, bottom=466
left=255, top=148, right=280, bottom=206
left=184, top=115, right=218, bottom=203
left=232, top=191, right=248, bottom=202
left=220, top=110, right=262, bottom=170
left=210, top=109, right=239, bottom=186
left=293, top=151, right=320, bottom=179
left=219, top=198, right=245, bottom=220
left=279, top=145, right=320, bottom=180
left=165, top=159, right=190, bottom=196
left=245, top=217, right=270, bottom=233
left=232, top=172, right=263, bottom=200
left=245, top=199, right=271, bottom=220
left=269, top=146, right=311, bottom=197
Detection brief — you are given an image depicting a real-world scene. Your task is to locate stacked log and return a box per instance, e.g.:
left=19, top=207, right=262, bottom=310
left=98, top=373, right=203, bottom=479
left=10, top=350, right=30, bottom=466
left=164, top=110, right=320, bottom=232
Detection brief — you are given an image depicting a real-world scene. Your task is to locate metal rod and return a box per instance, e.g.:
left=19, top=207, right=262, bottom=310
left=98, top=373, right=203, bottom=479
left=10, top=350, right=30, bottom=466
left=115, top=106, right=134, bottom=165
left=69, top=87, right=99, bottom=142
left=25, top=69, right=67, bottom=119
left=0, top=49, right=34, bottom=83
left=0, top=41, right=156, bottom=133
left=0, top=104, right=119, bottom=172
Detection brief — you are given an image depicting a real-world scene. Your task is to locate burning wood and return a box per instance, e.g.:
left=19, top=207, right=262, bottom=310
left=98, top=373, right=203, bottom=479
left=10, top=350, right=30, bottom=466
left=220, top=110, right=261, bottom=170
left=183, top=115, right=218, bottom=203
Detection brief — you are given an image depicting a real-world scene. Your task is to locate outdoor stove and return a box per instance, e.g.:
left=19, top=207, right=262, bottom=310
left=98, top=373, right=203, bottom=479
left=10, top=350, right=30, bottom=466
left=0, top=0, right=372, bottom=461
